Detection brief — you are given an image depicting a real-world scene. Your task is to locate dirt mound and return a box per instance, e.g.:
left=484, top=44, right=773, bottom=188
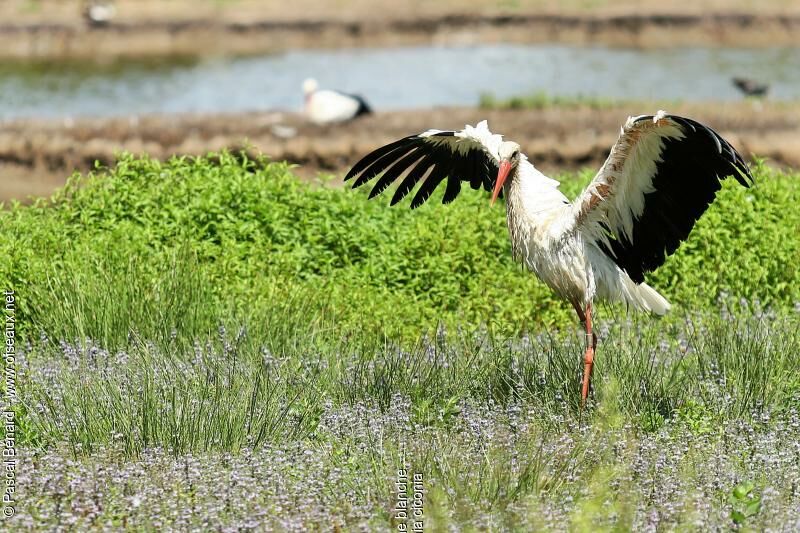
left=1, top=1, right=800, bottom=59
left=2, top=101, right=798, bottom=202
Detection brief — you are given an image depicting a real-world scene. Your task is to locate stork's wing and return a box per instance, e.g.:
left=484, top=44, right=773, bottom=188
left=345, top=120, right=502, bottom=208
left=573, top=111, right=753, bottom=284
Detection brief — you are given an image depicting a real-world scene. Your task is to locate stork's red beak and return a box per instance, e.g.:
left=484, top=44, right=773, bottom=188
left=491, top=160, right=511, bottom=206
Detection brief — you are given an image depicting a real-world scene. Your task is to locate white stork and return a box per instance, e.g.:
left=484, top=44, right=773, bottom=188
left=345, top=111, right=752, bottom=404
left=302, top=78, right=372, bottom=125
left=83, top=1, right=117, bottom=27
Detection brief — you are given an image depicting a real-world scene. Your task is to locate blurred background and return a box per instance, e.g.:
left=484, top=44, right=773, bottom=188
left=1, top=0, right=798, bottom=202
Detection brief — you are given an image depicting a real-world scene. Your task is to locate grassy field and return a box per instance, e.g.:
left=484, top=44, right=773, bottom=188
left=2, top=153, right=800, bottom=529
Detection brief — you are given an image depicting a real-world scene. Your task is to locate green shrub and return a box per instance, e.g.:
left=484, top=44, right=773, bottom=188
left=1, top=153, right=797, bottom=344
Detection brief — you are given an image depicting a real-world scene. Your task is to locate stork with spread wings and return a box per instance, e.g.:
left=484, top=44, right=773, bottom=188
left=345, top=112, right=752, bottom=404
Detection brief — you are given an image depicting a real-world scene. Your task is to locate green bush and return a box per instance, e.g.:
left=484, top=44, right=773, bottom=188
left=1, top=152, right=797, bottom=345
left=478, top=91, right=650, bottom=110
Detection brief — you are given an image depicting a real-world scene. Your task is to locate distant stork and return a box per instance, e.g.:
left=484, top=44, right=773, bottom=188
left=346, top=111, right=752, bottom=405
left=83, top=1, right=117, bottom=27
left=732, top=77, right=769, bottom=98
left=302, top=78, right=372, bottom=125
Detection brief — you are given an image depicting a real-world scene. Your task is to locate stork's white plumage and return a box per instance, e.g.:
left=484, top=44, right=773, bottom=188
left=303, top=78, right=372, bottom=125
left=84, top=1, right=116, bottom=26
left=345, top=111, right=753, bottom=404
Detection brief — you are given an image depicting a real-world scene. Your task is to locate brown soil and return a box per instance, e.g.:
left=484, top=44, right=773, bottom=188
left=2, top=101, right=798, bottom=203
left=6, top=1, right=799, bottom=24
left=2, top=1, right=800, bottom=60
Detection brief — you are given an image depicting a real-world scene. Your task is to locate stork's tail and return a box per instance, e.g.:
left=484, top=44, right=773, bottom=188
left=635, top=283, right=671, bottom=315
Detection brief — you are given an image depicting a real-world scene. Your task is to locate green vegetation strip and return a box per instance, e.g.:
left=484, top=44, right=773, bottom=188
left=479, top=91, right=625, bottom=110
left=1, top=152, right=798, bottom=343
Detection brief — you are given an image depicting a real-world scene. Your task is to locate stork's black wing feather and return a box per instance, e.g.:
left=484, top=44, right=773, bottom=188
left=345, top=126, right=501, bottom=208
left=333, top=90, right=372, bottom=116
left=576, top=112, right=753, bottom=284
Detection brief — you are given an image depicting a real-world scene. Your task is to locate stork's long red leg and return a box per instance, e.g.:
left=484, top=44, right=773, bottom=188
left=580, top=303, right=595, bottom=406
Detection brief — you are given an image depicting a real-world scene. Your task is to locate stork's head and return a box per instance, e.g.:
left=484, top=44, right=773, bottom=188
left=492, top=141, right=521, bottom=206
left=302, top=78, right=319, bottom=97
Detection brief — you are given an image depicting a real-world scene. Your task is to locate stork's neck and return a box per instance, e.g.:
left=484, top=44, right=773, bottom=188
left=503, top=158, right=568, bottom=260
left=505, top=158, right=567, bottom=217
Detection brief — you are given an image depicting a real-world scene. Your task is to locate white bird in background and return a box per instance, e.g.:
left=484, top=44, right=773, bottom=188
left=345, top=111, right=752, bottom=404
left=302, top=78, right=372, bottom=125
left=83, top=1, right=117, bottom=27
